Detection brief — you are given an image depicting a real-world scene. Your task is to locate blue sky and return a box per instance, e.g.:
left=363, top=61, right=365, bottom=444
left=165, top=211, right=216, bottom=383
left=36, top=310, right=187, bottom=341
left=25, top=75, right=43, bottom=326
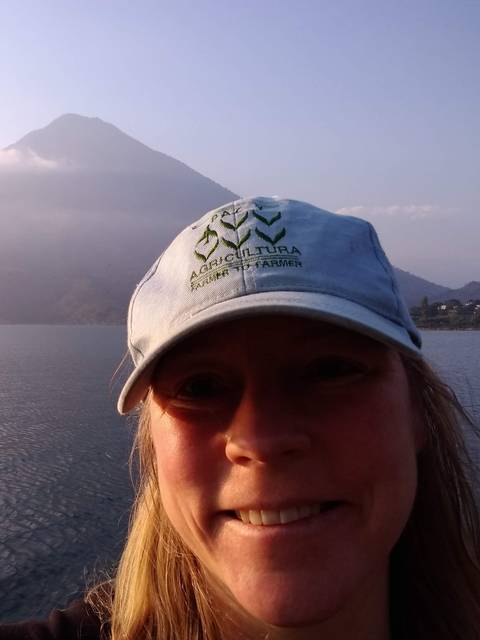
left=1, top=0, right=479, bottom=286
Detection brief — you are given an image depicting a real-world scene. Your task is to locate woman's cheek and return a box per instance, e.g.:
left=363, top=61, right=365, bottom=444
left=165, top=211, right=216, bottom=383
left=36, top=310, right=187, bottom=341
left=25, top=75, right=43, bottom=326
left=152, top=413, right=221, bottom=493
left=321, top=386, right=417, bottom=493
left=153, top=421, right=195, bottom=484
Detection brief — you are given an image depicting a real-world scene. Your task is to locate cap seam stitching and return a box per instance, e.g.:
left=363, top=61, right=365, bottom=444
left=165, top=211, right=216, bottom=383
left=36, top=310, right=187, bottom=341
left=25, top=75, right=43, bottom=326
left=233, top=206, right=247, bottom=293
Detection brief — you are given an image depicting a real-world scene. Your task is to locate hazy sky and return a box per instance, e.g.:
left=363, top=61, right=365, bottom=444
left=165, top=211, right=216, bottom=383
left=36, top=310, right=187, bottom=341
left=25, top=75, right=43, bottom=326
left=1, top=0, right=479, bottom=286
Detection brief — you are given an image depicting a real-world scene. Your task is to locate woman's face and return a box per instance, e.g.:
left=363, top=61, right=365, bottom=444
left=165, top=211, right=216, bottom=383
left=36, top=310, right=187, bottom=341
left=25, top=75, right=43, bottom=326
left=149, top=316, right=422, bottom=630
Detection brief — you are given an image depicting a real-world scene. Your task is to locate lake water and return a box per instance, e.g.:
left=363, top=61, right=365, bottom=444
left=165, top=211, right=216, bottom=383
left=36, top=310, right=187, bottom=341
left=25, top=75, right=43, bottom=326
left=0, top=326, right=479, bottom=622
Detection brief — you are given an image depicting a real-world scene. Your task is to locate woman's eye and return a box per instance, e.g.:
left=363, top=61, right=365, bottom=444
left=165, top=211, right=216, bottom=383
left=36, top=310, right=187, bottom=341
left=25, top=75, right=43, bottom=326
left=306, top=358, right=368, bottom=383
left=160, top=372, right=236, bottom=413
left=176, top=374, right=226, bottom=400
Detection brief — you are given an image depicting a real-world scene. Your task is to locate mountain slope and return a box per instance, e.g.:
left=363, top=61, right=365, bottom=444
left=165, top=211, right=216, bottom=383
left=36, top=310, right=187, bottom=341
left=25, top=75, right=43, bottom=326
left=0, top=114, right=239, bottom=323
left=2, top=114, right=236, bottom=219
left=430, top=281, right=480, bottom=304
left=8, top=113, right=220, bottom=177
left=393, top=268, right=451, bottom=307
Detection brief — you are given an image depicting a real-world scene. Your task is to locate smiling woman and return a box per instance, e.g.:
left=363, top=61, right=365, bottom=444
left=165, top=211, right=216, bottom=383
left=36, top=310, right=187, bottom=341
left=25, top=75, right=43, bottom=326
left=2, top=197, right=480, bottom=640
left=148, top=317, right=420, bottom=634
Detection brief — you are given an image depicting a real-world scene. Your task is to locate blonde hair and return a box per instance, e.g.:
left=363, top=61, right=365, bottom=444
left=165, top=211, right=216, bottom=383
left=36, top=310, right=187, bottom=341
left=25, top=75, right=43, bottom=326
left=88, top=395, right=222, bottom=640
left=390, top=356, right=480, bottom=639
left=88, top=356, right=480, bottom=640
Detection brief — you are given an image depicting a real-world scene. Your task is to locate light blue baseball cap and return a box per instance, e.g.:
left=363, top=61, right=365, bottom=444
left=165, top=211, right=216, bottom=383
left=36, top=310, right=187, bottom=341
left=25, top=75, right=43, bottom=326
left=118, top=196, right=421, bottom=414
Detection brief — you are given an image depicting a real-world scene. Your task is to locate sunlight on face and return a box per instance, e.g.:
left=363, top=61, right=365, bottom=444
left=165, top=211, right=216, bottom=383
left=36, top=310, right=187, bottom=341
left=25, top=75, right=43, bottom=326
left=149, top=315, right=421, bottom=632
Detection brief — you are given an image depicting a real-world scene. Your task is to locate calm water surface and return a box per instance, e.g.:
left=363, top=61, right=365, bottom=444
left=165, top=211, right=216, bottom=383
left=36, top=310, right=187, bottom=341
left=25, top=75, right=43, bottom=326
left=0, top=326, right=479, bottom=622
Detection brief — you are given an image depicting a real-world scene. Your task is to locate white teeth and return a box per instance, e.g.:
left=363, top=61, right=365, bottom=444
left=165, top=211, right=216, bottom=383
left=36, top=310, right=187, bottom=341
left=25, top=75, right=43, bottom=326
left=280, top=507, right=299, bottom=524
left=249, top=510, right=263, bottom=525
left=234, top=503, right=331, bottom=526
left=261, top=510, right=281, bottom=525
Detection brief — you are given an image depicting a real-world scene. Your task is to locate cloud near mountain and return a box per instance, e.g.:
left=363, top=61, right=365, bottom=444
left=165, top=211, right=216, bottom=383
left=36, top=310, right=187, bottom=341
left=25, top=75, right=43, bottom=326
left=0, top=148, right=60, bottom=171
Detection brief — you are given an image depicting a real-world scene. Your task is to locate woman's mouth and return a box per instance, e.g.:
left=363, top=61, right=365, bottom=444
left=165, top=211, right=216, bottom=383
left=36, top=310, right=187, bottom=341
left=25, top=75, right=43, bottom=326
left=231, top=502, right=342, bottom=526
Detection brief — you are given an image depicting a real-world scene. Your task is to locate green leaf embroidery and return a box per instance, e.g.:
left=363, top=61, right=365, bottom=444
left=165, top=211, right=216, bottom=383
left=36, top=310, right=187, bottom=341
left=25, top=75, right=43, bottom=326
left=255, top=227, right=286, bottom=245
left=253, top=211, right=281, bottom=226
left=194, top=225, right=219, bottom=262
left=220, top=211, right=248, bottom=231
left=221, top=229, right=251, bottom=250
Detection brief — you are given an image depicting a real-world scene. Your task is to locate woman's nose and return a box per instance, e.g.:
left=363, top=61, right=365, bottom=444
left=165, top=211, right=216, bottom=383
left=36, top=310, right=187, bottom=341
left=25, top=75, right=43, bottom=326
left=224, top=384, right=312, bottom=466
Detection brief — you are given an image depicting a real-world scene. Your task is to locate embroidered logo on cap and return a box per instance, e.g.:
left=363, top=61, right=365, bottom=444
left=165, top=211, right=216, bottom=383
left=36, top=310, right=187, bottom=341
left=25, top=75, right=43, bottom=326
left=190, top=202, right=303, bottom=292
left=194, top=225, right=219, bottom=262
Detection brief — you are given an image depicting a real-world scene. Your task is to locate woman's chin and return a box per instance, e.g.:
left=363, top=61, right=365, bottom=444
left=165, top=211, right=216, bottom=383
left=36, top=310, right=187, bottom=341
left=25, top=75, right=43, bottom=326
left=221, top=572, right=345, bottom=629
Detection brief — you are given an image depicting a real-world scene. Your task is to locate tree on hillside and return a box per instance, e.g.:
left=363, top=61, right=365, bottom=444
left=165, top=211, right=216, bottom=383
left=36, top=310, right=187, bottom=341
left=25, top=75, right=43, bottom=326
left=421, top=296, right=430, bottom=320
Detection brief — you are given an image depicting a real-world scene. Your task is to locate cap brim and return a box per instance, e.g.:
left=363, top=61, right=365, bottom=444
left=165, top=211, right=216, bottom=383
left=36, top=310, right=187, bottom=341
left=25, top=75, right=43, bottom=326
left=117, top=290, right=422, bottom=414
